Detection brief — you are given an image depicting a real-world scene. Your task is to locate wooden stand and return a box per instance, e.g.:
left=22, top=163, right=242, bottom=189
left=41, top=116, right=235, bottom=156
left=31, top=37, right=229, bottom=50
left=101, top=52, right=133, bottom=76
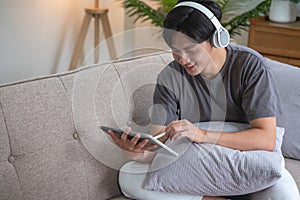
left=69, top=2, right=117, bottom=71
left=248, top=16, right=300, bottom=67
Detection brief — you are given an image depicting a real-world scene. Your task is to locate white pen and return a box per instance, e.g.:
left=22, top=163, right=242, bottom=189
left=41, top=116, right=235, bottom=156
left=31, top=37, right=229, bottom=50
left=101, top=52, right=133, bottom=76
left=153, top=132, right=166, bottom=139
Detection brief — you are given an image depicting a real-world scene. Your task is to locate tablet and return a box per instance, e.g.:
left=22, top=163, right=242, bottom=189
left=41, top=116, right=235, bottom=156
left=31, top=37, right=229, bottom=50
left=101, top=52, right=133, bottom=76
left=100, top=126, right=179, bottom=157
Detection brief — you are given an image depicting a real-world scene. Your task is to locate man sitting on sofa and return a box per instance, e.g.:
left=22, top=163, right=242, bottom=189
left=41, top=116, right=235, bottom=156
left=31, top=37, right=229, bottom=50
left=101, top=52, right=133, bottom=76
left=107, top=0, right=300, bottom=199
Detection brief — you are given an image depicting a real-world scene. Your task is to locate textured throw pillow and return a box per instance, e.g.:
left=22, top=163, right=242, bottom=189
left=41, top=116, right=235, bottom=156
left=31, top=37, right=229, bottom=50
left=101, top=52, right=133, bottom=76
left=143, top=122, right=285, bottom=196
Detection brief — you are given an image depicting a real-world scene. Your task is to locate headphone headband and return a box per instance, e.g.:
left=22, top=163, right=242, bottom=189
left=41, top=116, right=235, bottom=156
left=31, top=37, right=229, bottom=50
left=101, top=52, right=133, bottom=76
left=173, top=1, right=230, bottom=48
left=174, top=2, right=214, bottom=22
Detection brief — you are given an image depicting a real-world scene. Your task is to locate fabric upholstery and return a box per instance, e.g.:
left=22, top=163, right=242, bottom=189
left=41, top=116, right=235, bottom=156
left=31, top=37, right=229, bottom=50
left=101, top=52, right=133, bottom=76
left=285, top=158, right=300, bottom=187
left=158, top=51, right=174, bottom=65
left=0, top=78, right=75, bottom=156
left=0, top=103, right=23, bottom=200
left=113, top=54, right=165, bottom=133
left=0, top=65, right=126, bottom=200
left=0, top=162, right=23, bottom=200
left=0, top=51, right=298, bottom=200
left=110, top=196, right=130, bottom=200
left=14, top=141, right=88, bottom=200
left=73, top=64, right=130, bottom=170
left=59, top=72, right=76, bottom=100
left=267, top=58, right=300, bottom=160
left=0, top=103, right=10, bottom=162
left=143, top=122, right=284, bottom=196
left=62, top=66, right=123, bottom=198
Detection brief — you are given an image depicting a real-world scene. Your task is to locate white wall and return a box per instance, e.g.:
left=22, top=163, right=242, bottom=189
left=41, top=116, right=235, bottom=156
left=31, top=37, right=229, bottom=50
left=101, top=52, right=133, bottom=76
left=0, top=0, right=248, bottom=85
left=0, top=0, right=160, bottom=84
left=0, top=0, right=84, bottom=83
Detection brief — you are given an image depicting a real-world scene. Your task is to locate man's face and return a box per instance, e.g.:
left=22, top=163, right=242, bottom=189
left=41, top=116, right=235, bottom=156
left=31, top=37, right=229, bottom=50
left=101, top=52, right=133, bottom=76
left=170, top=32, right=213, bottom=76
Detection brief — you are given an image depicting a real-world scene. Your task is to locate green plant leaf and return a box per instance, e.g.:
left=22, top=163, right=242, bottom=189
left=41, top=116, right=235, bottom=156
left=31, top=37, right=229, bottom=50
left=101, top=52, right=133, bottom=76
left=216, top=0, right=267, bottom=23
left=122, top=0, right=165, bottom=27
left=223, top=0, right=271, bottom=36
left=290, top=0, right=300, bottom=4
left=121, top=0, right=272, bottom=37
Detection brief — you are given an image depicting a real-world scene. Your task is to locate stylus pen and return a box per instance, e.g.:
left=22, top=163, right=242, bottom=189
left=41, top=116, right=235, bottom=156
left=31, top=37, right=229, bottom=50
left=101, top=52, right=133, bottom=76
left=154, top=132, right=166, bottom=139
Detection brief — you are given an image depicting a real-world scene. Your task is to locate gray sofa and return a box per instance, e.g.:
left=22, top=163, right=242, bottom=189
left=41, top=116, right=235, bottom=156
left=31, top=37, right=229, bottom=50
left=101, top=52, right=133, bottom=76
left=0, top=51, right=299, bottom=200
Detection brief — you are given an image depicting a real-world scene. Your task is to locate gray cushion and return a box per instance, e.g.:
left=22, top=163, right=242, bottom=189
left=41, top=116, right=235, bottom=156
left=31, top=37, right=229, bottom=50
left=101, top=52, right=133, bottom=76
left=58, top=72, right=76, bottom=100
left=14, top=141, right=88, bottom=200
left=143, top=122, right=284, bottom=196
left=72, top=64, right=129, bottom=170
left=285, top=158, right=300, bottom=188
left=113, top=56, right=165, bottom=133
left=158, top=51, right=174, bottom=65
left=0, top=104, right=10, bottom=162
left=0, top=67, right=124, bottom=200
left=0, top=105, right=22, bottom=200
left=0, top=162, right=23, bottom=200
left=0, top=77, right=74, bottom=155
left=267, top=58, right=300, bottom=160
left=111, top=52, right=179, bottom=135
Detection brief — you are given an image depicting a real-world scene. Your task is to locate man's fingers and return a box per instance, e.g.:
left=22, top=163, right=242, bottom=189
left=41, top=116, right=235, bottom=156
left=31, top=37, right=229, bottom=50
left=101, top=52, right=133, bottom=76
left=166, top=120, right=181, bottom=130
left=133, top=138, right=158, bottom=152
left=166, top=120, right=194, bottom=140
left=129, top=134, right=141, bottom=146
left=170, top=126, right=190, bottom=140
left=120, top=131, right=128, bottom=142
left=142, top=144, right=158, bottom=151
left=108, top=130, right=120, bottom=143
left=166, top=120, right=186, bottom=134
left=120, top=127, right=131, bottom=141
left=124, top=127, right=131, bottom=134
left=134, top=138, right=147, bottom=148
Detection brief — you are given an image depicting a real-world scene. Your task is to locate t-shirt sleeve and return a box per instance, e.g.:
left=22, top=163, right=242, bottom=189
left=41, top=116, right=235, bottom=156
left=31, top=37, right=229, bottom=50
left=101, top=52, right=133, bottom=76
left=241, top=60, right=282, bottom=121
left=151, top=75, right=179, bottom=126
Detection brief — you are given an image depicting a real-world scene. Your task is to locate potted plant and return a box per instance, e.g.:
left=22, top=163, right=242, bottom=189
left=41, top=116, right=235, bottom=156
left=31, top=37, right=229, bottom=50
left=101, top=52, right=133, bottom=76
left=123, top=0, right=272, bottom=37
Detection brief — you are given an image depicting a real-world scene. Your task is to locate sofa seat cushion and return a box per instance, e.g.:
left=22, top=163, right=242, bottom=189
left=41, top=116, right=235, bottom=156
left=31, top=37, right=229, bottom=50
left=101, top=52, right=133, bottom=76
left=285, top=158, right=300, bottom=188
left=110, top=196, right=130, bottom=200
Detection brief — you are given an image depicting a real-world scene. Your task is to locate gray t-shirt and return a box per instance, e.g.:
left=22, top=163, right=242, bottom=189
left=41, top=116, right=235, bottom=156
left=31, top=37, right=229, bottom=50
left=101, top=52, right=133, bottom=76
left=152, top=45, right=282, bottom=126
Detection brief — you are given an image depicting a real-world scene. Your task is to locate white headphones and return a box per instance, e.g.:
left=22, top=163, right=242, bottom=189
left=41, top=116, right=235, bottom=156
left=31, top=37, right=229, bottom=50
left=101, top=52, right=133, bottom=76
left=174, top=1, right=230, bottom=48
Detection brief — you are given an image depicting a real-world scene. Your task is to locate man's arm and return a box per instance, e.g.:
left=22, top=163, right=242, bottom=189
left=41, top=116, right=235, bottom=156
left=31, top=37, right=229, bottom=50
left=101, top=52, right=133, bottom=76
left=205, top=117, right=276, bottom=151
left=165, top=117, right=277, bottom=151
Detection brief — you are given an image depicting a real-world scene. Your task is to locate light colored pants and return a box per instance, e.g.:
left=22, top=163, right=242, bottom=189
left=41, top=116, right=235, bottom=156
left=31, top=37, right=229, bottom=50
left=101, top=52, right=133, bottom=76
left=119, top=161, right=300, bottom=200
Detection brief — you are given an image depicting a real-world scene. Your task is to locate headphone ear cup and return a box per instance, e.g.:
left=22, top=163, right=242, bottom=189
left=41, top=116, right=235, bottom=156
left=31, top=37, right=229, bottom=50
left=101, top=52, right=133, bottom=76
left=212, top=30, right=221, bottom=48
left=218, top=28, right=230, bottom=47
left=212, top=28, right=230, bottom=48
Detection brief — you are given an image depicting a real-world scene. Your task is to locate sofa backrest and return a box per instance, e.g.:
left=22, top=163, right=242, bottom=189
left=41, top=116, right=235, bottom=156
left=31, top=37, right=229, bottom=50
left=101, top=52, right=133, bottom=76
left=266, top=58, right=300, bottom=160
left=0, top=70, right=122, bottom=200
left=0, top=51, right=172, bottom=200
left=1, top=50, right=299, bottom=200
left=71, top=52, right=171, bottom=172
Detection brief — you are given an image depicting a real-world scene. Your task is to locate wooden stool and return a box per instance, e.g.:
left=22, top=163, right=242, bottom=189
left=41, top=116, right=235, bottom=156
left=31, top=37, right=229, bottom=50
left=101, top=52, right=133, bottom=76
left=69, top=5, right=117, bottom=71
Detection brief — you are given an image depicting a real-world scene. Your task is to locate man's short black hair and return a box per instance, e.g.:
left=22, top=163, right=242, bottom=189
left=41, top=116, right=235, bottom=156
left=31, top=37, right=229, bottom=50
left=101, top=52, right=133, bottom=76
left=163, top=0, right=222, bottom=46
